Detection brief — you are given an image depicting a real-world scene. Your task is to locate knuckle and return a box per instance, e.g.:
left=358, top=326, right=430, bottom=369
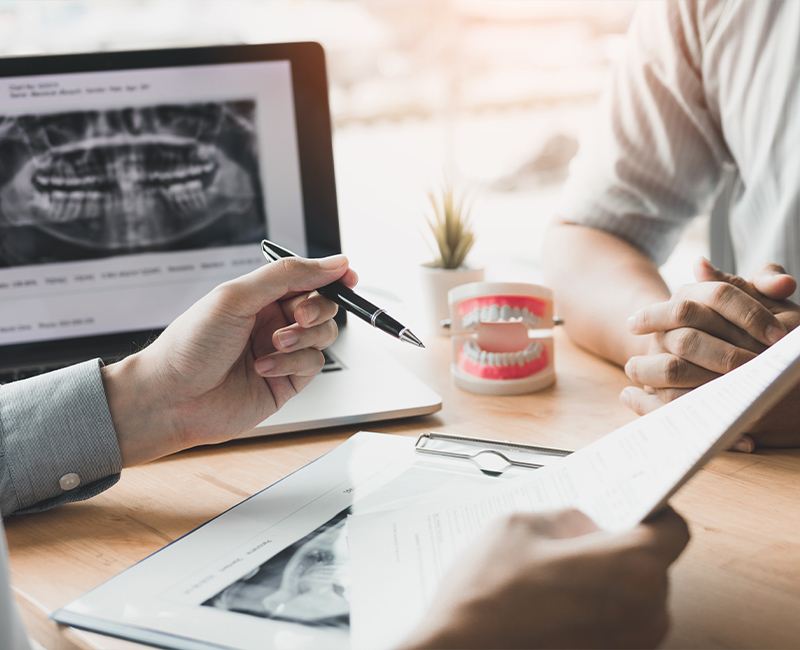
left=709, top=282, right=736, bottom=307
left=671, top=328, right=699, bottom=357
left=210, top=281, right=240, bottom=308
left=672, top=299, right=696, bottom=325
left=664, top=356, right=685, bottom=384
left=275, top=257, right=302, bottom=277
left=323, top=319, right=339, bottom=345
left=765, top=262, right=788, bottom=275
left=740, top=304, right=767, bottom=331
left=720, top=346, right=748, bottom=373
left=729, top=274, right=750, bottom=290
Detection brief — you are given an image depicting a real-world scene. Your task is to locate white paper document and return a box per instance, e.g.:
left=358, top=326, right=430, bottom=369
left=348, top=328, right=800, bottom=650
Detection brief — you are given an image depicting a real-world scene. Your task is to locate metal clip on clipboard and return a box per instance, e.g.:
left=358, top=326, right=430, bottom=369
left=415, top=432, right=571, bottom=477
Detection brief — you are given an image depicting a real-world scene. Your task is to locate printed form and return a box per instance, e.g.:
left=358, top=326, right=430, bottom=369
left=348, top=328, right=800, bottom=650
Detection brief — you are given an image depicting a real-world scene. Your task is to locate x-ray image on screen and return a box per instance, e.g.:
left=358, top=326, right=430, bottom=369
left=203, top=507, right=351, bottom=630
left=0, top=100, right=266, bottom=267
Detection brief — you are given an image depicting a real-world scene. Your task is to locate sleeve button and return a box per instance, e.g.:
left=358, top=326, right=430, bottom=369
left=59, top=473, right=81, bottom=491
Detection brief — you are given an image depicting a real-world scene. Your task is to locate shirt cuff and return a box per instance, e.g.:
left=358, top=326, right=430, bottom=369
left=0, top=359, right=122, bottom=515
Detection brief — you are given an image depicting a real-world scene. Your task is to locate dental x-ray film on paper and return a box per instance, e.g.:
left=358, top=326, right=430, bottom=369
left=0, top=100, right=265, bottom=266
left=203, top=506, right=351, bottom=629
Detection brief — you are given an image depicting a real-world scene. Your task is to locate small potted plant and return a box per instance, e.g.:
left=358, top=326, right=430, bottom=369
left=420, top=185, right=484, bottom=331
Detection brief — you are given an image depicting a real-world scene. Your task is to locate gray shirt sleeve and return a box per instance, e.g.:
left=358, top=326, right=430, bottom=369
left=556, top=0, right=731, bottom=265
left=0, top=359, right=122, bottom=517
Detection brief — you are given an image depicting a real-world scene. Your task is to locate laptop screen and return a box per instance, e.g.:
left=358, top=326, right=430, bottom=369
left=0, top=59, right=309, bottom=347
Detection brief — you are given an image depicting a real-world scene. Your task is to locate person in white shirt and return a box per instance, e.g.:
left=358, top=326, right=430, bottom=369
left=543, top=0, right=800, bottom=448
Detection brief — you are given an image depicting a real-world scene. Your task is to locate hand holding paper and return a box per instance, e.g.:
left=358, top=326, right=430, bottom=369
left=348, top=326, right=800, bottom=649
left=401, top=508, right=688, bottom=650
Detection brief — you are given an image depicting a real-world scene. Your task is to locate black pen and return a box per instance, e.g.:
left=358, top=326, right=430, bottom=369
left=261, top=239, right=425, bottom=348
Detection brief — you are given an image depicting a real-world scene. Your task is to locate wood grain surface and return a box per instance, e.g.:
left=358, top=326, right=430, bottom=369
left=6, top=330, right=800, bottom=649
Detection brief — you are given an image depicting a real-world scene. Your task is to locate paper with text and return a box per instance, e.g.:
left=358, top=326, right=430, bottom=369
left=348, top=328, right=800, bottom=650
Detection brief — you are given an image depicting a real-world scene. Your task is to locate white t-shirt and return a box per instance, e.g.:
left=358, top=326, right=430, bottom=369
left=558, top=0, right=800, bottom=296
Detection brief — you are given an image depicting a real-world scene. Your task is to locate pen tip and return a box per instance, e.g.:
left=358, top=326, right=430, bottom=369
left=400, top=329, right=425, bottom=348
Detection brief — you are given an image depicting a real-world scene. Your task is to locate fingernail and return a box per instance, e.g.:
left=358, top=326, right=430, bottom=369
left=277, top=330, right=299, bottom=349
left=319, top=254, right=347, bottom=269
left=255, top=357, right=276, bottom=375
left=627, top=314, right=639, bottom=331
left=767, top=325, right=786, bottom=345
left=299, top=302, right=320, bottom=324
left=732, top=437, right=755, bottom=453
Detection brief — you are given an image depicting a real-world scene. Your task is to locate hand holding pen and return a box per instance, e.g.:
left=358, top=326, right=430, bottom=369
left=261, top=240, right=425, bottom=347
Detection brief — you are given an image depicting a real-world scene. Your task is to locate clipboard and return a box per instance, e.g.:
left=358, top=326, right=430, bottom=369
left=56, top=430, right=552, bottom=650
left=415, top=432, right=571, bottom=476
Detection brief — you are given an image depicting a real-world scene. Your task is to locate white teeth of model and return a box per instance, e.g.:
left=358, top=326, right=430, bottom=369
left=523, top=342, right=543, bottom=360
left=509, top=307, right=519, bottom=319
left=487, top=352, right=496, bottom=366
left=479, top=350, right=487, bottom=365
left=500, top=305, right=511, bottom=320
left=490, top=305, right=500, bottom=321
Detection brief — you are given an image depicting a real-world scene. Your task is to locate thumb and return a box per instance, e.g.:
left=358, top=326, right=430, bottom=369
left=215, top=255, right=350, bottom=317
left=751, top=263, right=797, bottom=301
left=693, top=257, right=759, bottom=296
left=693, top=257, right=747, bottom=288
left=693, top=257, right=726, bottom=283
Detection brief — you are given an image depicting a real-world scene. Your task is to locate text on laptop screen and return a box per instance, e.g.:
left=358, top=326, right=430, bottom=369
left=0, top=60, right=306, bottom=346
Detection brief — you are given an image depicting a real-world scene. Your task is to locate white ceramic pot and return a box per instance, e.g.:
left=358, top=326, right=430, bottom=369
left=420, top=264, right=485, bottom=333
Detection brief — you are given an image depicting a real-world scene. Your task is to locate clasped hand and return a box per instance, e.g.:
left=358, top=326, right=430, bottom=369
left=621, top=258, right=800, bottom=449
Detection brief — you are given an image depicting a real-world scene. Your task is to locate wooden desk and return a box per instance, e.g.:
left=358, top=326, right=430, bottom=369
left=6, top=331, right=800, bottom=649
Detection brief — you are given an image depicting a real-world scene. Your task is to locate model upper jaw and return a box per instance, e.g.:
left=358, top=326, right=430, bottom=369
left=457, top=294, right=546, bottom=329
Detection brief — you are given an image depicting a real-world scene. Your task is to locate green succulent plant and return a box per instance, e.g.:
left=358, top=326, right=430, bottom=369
left=425, top=185, right=475, bottom=270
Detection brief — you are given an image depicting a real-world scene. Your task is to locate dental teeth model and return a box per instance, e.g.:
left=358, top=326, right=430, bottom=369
left=448, top=282, right=556, bottom=395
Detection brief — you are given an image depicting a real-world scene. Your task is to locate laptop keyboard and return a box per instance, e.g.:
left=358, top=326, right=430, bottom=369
left=0, top=349, right=343, bottom=385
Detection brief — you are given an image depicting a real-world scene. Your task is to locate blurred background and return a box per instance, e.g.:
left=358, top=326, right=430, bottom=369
left=0, top=0, right=705, bottom=304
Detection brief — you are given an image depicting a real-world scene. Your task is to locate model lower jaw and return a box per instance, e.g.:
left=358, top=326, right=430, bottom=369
left=453, top=338, right=555, bottom=395
left=459, top=340, right=547, bottom=379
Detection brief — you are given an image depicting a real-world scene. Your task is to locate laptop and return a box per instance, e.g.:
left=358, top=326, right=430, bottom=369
left=0, top=42, right=441, bottom=435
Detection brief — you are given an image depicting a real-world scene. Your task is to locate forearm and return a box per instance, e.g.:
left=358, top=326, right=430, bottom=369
left=542, top=223, right=670, bottom=366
